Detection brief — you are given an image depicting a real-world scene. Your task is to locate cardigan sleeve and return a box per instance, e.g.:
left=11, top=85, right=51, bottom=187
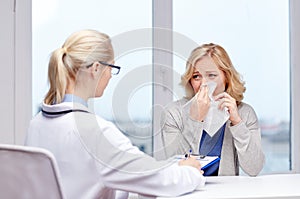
left=160, top=99, right=205, bottom=158
left=228, top=103, right=265, bottom=176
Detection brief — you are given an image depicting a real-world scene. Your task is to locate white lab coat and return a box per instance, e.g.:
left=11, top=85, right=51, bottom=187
left=26, top=102, right=205, bottom=199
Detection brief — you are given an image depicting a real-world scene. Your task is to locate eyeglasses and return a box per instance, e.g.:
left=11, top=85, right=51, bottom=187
left=86, top=61, right=121, bottom=75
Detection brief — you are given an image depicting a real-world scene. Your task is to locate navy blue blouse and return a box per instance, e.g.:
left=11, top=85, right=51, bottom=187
left=199, top=124, right=226, bottom=176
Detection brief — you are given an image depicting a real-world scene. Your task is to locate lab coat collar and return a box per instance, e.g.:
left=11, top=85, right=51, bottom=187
left=41, top=102, right=91, bottom=118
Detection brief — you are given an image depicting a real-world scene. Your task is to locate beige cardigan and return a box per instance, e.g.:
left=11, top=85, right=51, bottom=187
left=160, top=98, right=265, bottom=176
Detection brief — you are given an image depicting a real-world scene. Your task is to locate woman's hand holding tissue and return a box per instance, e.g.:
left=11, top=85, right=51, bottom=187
left=189, top=85, right=210, bottom=121
left=214, top=92, right=241, bottom=126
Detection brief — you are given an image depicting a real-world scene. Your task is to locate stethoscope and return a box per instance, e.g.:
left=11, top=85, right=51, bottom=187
left=41, top=109, right=90, bottom=115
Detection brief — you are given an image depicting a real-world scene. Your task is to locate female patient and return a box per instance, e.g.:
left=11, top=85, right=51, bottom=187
left=25, top=29, right=205, bottom=199
left=160, top=43, right=265, bottom=176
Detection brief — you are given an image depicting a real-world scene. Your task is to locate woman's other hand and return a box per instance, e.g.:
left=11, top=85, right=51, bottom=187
left=214, top=92, right=241, bottom=125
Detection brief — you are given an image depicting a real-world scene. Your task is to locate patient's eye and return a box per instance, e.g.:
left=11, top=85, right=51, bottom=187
left=192, top=73, right=202, bottom=80
left=208, top=73, right=218, bottom=79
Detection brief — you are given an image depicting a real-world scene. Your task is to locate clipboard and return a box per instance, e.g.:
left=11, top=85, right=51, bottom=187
left=174, top=155, right=220, bottom=170
left=200, top=156, right=220, bottom=170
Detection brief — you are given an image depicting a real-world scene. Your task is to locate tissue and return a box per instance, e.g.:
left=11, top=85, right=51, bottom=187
left=183, top=81, right=229, bottom=137
left=203, top=82, right=229, bottom=137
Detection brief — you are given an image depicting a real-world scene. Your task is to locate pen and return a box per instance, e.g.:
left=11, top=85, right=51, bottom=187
left=190, top=154, right=206, bottom=159
left=184, top=149, right=192, bottom=159
left=175, top=155, right=205, bottom=160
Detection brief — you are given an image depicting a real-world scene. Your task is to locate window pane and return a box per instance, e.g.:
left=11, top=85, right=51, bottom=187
left=173, top=0, right=290, bottom=174
left=32, top=0, right=153, bottom=153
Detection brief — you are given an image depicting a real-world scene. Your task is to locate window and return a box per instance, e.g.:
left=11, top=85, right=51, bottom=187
left=173, top=0, right=290, bottom=174
left=32, top=0, right=295, bottom=173
left=32, top=0, right=153, bottom=153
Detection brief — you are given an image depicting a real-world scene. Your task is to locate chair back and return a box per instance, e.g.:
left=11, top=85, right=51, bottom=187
left=0, top=144, right=65, bottom=199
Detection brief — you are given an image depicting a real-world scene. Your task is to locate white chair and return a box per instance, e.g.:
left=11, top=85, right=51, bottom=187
left=0, top=144, right=65, bottom=199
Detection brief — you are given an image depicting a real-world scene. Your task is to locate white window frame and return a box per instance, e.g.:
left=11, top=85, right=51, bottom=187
left=290, top=0, right=300, bottom=173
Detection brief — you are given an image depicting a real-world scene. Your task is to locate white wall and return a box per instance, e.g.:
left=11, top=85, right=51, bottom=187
left=0, top=0, right=32, bottom=144
left=0, top=0, right=15, bottom=143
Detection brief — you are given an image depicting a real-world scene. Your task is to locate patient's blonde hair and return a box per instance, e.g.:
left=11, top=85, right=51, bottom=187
left=44, top=29, right=114, bottom=105
left=181, top=43, right=245, bottom=105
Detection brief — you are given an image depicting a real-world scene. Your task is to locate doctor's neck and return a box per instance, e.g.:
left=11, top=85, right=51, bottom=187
left=65, top=80, right=91, bottom=102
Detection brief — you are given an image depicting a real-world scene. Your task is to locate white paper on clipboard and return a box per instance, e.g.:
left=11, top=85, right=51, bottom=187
left=174, top=155, right=220, bottom=169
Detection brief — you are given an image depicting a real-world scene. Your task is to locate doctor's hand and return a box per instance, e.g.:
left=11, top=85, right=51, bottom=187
left=214, top=92, right=241, bottom=126
left=178, top=157, right=204, bottom=174
left=190, top=85, right=210, bottom=122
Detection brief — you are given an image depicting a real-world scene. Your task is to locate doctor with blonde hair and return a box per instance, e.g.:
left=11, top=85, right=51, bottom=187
left=26, top=29, right=205, bottom=199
